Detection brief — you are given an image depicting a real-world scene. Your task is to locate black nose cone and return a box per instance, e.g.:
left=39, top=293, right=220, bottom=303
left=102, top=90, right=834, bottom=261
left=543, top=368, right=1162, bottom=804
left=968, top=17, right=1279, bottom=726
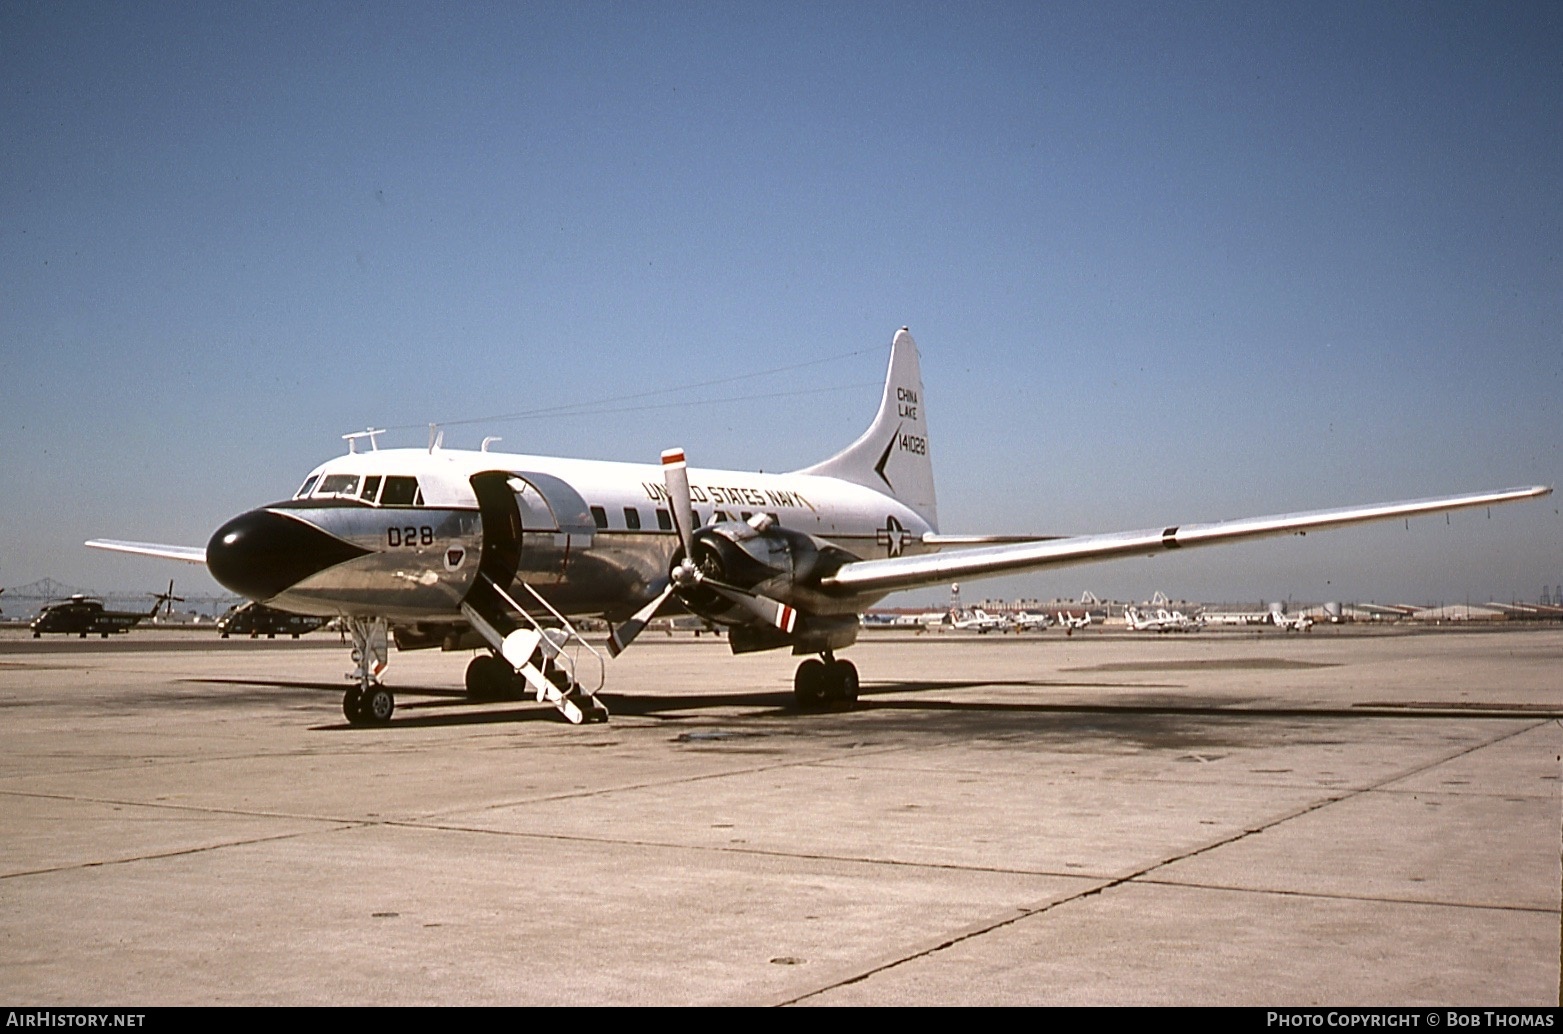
left=207, top=508, right=370, bottom=601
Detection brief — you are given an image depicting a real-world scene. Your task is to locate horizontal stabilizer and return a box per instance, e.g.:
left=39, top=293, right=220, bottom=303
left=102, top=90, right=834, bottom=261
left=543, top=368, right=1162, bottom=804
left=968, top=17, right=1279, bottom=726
left=86, top=539, right=208, bottom=565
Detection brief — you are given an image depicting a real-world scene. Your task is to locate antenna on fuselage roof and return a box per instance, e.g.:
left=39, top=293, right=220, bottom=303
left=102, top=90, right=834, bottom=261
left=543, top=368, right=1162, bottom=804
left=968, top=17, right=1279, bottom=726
left=481, top=436, right=502, bottom=452
left=428, top=423, right=444, bottom=453
left=342, top=428, right=385, bottom=454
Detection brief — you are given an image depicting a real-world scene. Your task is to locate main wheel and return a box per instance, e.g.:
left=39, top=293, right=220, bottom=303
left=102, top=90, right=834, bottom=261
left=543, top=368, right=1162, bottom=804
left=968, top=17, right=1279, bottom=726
left=826, top=659, right=859, bottom=703
left=794, top=659, right=828, bottom=708
left=343, top=688, right=365, bottom=724
left=361, top=685, right=395, bottom=724
left=465, top=654, right=510, bottom=700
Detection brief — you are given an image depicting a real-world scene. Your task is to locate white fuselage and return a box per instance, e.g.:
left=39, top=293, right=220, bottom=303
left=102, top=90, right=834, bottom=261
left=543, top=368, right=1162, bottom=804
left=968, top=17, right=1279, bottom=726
left=235, top=447, right=936, bottom=624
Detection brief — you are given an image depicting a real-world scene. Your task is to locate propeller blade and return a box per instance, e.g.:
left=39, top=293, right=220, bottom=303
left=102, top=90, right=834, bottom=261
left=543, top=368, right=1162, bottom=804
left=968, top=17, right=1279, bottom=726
left=661, top=448, right=697, bottom=559
left=607, top=582, right=676, bottom=657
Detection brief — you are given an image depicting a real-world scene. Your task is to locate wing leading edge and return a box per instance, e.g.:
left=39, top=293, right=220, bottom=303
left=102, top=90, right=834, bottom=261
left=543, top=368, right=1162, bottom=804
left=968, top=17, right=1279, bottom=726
left=86, top=539, right=209, bottom=565
left=822, top=485, right=1552, bottom=596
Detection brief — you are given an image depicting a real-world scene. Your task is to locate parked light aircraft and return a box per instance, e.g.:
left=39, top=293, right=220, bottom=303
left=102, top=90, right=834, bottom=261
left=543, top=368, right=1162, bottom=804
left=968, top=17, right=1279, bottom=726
left=1202, top=602, right=1315, bottom=631
left=944, top=608, right=1010, bottom=633
left=1009, top=611, right=1054, bottom=632
left=1267, top=603, right=1315, bottom=632
left=1124, top=605, right=1201, bottom=633
left=1056, top=611, right=1093, bottom=634
left=88, top=328, right=1550, bottom=725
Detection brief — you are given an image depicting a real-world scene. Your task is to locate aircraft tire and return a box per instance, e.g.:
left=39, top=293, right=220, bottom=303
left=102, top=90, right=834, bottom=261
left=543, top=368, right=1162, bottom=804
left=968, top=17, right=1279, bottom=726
left=828, top=660, right=859, bottom=703
left=343, top=688, right=365, bottom=724
left=361, top=686, right=394, bottom=724
left=794, top=659, right=828, bottom=708
left=465, top=655, right=509, bottom=701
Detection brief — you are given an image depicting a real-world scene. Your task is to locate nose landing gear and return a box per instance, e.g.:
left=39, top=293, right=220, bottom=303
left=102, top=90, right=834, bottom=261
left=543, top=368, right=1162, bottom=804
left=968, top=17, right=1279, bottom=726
left=342, top=616, right=393, bottom=726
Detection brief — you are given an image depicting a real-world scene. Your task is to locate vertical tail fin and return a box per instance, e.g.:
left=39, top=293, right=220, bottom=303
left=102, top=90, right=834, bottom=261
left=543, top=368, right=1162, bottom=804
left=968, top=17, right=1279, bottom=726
left=795, top=327, right=938, bottom=529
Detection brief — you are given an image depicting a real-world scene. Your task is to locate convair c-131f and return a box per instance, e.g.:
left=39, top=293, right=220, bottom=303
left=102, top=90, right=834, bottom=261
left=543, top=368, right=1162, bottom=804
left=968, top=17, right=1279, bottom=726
left=88, top=328, right=1551, bottom=726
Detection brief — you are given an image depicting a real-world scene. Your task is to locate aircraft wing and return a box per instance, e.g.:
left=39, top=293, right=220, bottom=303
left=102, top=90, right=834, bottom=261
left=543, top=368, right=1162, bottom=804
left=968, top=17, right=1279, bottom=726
left=822, top=485, right=1552, bottom=596
left=86, top=539, right=208, bottom=565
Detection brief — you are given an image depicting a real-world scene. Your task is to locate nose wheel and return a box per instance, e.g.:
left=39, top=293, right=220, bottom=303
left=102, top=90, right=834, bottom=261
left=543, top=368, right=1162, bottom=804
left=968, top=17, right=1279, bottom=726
left=793, top=654, right=858, bottom=709
left=344, top=684, right=395, bottom=724
left=342, top=616, right=393, bottom=726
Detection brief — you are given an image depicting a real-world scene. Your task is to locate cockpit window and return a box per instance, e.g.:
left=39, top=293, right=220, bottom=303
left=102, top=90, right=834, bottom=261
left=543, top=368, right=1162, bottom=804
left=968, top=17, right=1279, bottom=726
left=314, top=474, right=361, bottom=498
left=295, top=474, right=320, bottom=499
left=360, top=476, right=382, bottom=503
left=380, top=476, right=422, bottom=507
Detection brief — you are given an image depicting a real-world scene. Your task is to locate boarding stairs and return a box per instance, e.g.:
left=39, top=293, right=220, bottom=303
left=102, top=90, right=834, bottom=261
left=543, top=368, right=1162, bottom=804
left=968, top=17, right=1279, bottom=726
left=460, top=574, right=607, bottom=723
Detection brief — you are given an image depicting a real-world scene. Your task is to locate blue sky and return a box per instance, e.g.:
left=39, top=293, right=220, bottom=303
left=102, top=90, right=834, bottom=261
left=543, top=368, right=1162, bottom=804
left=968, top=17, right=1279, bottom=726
left=3, top=1, right=1559, bottom=606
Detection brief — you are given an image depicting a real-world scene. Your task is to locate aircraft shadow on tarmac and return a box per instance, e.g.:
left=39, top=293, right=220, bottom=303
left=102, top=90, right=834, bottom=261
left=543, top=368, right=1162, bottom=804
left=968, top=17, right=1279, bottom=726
left=183, top=676, right=1560, bottom=736
left=186, top=675, right=1188, bottom=730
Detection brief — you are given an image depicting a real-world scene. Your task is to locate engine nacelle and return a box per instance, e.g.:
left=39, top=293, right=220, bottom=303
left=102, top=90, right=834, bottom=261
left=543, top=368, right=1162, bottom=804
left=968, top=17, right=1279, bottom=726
left=676, top=520, right=860, bottom=626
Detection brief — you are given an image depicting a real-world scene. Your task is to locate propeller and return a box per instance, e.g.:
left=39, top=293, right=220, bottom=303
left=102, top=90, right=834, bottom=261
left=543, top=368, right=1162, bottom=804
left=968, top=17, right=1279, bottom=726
left=607, top=448, right=799, bottom=657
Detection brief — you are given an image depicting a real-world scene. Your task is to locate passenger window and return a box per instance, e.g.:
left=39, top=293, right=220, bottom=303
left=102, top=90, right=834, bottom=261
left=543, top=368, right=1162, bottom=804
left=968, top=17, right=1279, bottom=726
left=623, top=507, right=642, bottom=530
left=380, top=476, right=420, bottom=506
left=714, top=510, right=732, bottom=523
left=361, top=476, right=382, bottom=503
left=656, top=508, right=672, bottom=531
left=296, top=475, right=320, bottom=499
left=590, top=506, right=608, bottom=530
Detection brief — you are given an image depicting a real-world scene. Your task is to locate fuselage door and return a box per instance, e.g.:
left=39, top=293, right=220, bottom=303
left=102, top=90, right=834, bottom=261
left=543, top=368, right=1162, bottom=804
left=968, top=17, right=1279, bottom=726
left=470, top=472, right=523, bottom=588
left=470, top=470, right=596, bottom=589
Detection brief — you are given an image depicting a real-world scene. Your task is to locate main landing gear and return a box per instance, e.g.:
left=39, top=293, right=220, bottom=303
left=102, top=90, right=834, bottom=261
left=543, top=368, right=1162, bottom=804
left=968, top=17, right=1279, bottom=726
left=464, top=645, right=609, bottom=724
left=793, top=652, right=858, bottom=709
left=464, top=653, right=515, bottom=701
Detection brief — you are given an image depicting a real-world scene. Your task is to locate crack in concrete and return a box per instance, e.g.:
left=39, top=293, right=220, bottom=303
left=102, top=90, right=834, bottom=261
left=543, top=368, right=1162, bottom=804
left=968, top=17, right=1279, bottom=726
left=769, top=719, right=1553, bottom=1006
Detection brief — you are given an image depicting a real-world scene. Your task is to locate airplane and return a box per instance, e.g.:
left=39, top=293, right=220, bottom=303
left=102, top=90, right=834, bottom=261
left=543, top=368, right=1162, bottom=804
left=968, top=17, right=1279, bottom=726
left=944, top=607, right=1010, bottom=633
left=86, top=328, right=1550, bottom=726
left=31, top=581, right=182, bottom=638
left=217, top=601, right=331, bottom=639
left=1055, top=611, right=1092, bottom=634
left=1198, top=607, right=1271, bottom=626
left=1123, top=605, right=1201, bottom=633
left=1009, top=610, right=1054, bottom=632
left=1201, top=601, right=1316, bottom=631
left=885, top=610, right=946, bottom=629
left=1266, top=603, right=1315, bottom=632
